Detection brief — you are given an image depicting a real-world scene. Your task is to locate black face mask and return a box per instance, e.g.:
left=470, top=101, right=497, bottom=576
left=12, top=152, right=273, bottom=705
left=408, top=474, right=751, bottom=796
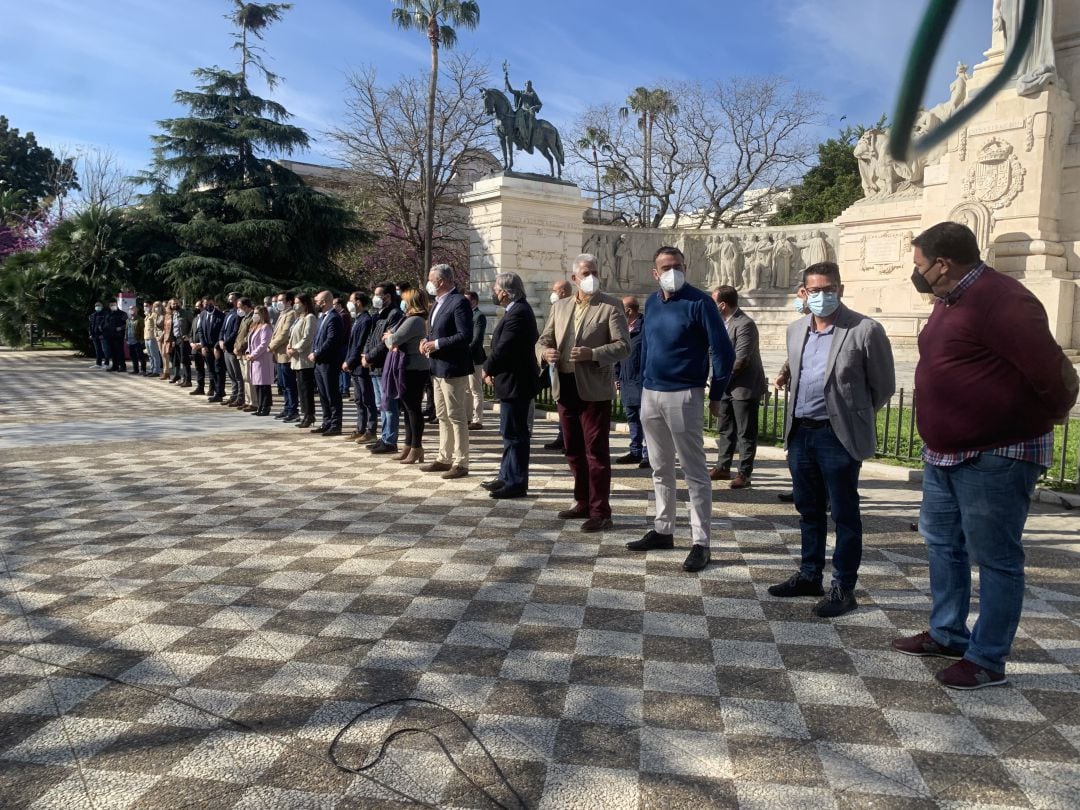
left=490, top=292, right=502, bottom=307
left=910, top=268, right=935, bottom=295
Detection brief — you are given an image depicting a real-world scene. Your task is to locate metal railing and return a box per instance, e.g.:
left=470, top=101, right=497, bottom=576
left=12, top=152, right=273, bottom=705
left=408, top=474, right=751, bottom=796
left=486, top=382, right=1080, bottom=491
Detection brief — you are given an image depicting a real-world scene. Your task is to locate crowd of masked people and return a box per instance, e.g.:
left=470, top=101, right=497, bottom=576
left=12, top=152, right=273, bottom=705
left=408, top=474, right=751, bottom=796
left=87, top=222, right=1080, bottom=693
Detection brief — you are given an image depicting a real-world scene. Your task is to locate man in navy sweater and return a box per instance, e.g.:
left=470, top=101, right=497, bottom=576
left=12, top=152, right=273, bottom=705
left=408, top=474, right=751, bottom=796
left=625, top=246, right=735, bottom=572
left=892, top=222, right=1078, bottom=690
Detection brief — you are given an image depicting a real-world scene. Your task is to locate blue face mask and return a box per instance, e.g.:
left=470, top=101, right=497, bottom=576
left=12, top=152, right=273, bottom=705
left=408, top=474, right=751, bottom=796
left=806, top=291, right=839, bottom=317
left=399, top=300, right=406, bottom=312
left=791, top=297, right=806, bottom=314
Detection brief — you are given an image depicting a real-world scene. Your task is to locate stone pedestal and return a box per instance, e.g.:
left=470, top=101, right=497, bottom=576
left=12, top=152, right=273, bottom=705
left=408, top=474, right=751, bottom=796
left=460, top=173, right=591, bottom=330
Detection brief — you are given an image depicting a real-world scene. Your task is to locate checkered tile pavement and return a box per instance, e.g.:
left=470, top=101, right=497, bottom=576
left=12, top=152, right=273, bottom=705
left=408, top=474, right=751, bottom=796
left=1, top=351, right=1079, bottom=808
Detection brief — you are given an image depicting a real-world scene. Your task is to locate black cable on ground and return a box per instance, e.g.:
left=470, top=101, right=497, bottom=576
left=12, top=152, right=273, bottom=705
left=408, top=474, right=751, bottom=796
left=0, top=646, right=528, bottom=810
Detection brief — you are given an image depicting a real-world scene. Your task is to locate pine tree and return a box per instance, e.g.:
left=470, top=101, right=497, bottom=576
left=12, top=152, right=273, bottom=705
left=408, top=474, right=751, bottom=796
left=138, top=1, right=366, bottom=299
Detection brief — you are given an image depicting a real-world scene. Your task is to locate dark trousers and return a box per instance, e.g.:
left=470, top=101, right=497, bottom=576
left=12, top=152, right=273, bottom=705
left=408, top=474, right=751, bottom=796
left=296, top=367, right=316, bottom=421
left=107, top=337, right=126, bottom=371
left=788, top=423, right=864, bottom=590
left=127, top=342, right=146, bottom=374
left=224, top=351, right=242, bottom=400
left=716, top=396, right=760, bottom=476
left=213, top=352, right=226, bottom=397
left=500, top=396, right=532, bottom=490
left=401, top=369, right=428, bottom=448
left=192, top=348, right=205, bottom=387
left=277, top=363, right=298, bottom=415
left=170, top=341, right=191, bottom=383
left=255, top=384, right=273, bottom=415
left=314, top=363, right=342, bottom=429
left=202, top=350, right=216, bottom=394
left=557, top=373, right=613, bottom=519
left=91, top=336, right=107, bottom=365
left=352, top=369, right=378, bottom=433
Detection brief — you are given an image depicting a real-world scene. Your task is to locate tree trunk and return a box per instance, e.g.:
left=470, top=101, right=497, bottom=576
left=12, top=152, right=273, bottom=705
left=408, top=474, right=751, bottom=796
left=592, top=145, right=601, bottom=219
left=423, top=21, right=439, bottom=276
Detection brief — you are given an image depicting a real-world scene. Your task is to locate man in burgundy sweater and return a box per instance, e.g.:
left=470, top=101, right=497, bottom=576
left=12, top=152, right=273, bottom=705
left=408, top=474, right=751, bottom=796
left=892, top=222, right=1078, bottom=690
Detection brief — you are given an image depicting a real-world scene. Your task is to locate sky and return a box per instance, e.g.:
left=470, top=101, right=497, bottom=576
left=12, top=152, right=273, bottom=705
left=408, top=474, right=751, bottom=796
left=0, top=0, right=997, bottom=179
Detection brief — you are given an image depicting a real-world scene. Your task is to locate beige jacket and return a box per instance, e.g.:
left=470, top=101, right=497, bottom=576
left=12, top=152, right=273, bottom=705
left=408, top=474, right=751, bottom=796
left=269, top=308, right=298, bottom=363
left=537, top=290, right=629, bottom=402
left=288, top=313, right=317, bottom=370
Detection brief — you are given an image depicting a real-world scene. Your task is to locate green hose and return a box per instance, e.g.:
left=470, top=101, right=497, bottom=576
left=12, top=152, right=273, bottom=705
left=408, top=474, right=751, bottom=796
left=889, top=0, right=1040, bottom=161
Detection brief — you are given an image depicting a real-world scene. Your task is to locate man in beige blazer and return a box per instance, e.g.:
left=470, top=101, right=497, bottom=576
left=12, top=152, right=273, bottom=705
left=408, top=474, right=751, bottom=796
left=537, top=253, right=630, bottom=532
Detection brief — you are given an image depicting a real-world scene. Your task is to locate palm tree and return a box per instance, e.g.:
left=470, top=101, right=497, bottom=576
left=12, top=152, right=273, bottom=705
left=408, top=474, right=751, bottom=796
left=391, top=0, right=480, bottom=274
left=576, top=126, right=611, bottom=219
left=619, top=87, right=677, bottom=227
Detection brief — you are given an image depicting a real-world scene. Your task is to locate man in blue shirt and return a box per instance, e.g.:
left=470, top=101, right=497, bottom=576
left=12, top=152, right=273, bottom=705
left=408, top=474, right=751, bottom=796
left=626, top=246, right=735, bottom=572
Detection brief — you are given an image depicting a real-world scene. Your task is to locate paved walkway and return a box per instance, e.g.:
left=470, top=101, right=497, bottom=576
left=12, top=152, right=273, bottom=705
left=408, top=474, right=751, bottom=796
left=1, top=351, right=1078, bottom=809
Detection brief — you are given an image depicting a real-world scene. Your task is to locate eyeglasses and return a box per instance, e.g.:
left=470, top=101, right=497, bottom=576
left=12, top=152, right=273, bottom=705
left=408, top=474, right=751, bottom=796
left=804, top=286, right=838, bottom=295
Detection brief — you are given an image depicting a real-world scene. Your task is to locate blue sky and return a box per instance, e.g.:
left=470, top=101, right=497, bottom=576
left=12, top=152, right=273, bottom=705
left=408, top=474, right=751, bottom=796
left=1, top=0, right=995, bottom=177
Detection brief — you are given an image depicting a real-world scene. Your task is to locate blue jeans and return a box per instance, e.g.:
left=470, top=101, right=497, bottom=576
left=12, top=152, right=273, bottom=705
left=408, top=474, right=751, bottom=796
left=352, top=371, right=378, bottom=433
left=276, top=362, right=298, bottom=415
left=371, top=372, right=399, bottom=445
left=921, top=454, right=1041, bottom=673
left=788, top=423, right=863, bottom=590
left=624, top=403, right=647, bottom=459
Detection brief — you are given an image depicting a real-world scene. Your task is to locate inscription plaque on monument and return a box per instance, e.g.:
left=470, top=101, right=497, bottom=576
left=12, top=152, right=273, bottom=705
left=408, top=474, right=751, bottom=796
left=864, top=236, right=901, bottom=265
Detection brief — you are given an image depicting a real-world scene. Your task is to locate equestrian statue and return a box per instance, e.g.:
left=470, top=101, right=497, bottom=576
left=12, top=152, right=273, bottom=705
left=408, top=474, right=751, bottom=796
left=483, top=63, right=565, bottom=178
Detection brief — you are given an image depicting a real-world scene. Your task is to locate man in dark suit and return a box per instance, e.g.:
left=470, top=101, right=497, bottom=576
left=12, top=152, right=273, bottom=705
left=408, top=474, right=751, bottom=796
left=103, top=300, right=128, bottom=372
left=343, top=291, right=377, bottom=441
left=198, top=296, right=226, bottom=402
left=482, top=272, right=540, bottom=499
left=219, top=292, right=243, bottom=406
left=310, top=290, right=346, bottom=435
left=419, top=264, right=474, bottom=479
left=711, top=286, right=767, bottom=488
left=464, top=290, right=487, bottom=430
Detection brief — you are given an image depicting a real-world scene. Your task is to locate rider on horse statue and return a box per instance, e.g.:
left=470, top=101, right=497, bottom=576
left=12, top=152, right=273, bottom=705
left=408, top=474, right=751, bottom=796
left=504, top=63, right=542, bottom=154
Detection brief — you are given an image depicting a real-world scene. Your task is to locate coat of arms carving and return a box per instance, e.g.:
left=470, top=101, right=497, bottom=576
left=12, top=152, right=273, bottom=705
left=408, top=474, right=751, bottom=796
left=961, top=138, right=1025, bottom=210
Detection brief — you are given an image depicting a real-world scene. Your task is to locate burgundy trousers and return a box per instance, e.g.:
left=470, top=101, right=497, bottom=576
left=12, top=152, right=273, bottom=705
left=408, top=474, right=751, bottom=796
left=557, top=373, right=613, bottom=519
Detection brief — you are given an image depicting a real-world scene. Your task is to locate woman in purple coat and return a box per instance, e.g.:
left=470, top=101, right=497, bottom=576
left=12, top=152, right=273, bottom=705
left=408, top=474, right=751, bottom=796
left=247, top=305, right=275, bottom=416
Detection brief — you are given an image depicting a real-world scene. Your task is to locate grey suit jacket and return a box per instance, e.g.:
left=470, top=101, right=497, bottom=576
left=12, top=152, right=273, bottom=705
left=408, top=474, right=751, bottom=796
left=783, top=305, right=895, bottom=461
left=536, top=291, right=629, bottom=402
left=725, top=309, right=767, bottom=400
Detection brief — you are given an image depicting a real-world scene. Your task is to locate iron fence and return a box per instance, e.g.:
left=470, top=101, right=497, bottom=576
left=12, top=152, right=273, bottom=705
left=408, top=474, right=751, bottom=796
left=483, top=383, right=1080, bottom=491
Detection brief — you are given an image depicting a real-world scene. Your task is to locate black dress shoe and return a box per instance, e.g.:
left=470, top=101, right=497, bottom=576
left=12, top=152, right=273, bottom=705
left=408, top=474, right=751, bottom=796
left=683, top=544, right=711, bottom=572
left=310, top=425, right=328, bottom=433
left=296, top=418, right=313, bottom=428
left=778, top=491, right=795, bottom=503
left=189, top=388, right=205, bottom=395
left=282, top=414, right=299, bottom=423
left=491, top=487, right=527, bottom=499
left=543, top=440, right=564, bottom=450
left=322, top=428, right=342, bottom=436
left=615, top=452, right=642, bottom=464
left=273, top=411, right=287, bottom=419
left=626, top=530, right=675, bottom=551
left=370, top=443, right=397, bottom=454
left=638, top=458, right=652, bottom=470
left=481, top=479, right=505, bottom=492
left=207, top=396, right=223, bottom=403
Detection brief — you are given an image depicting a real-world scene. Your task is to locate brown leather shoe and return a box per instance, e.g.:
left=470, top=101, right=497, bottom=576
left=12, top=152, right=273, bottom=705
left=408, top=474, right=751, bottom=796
left=709, top=466, right=731, bottom=481
left=441, top=466, right=468, bottom=480
left=730, top=473, right=751, bottom=489
left=420, top=461, right=453, bottom=473
left=468, top=422, right=483, bottom=430
left=358, top=431, right=377, bottom=443
left=580, top=517, right=613, bottom=533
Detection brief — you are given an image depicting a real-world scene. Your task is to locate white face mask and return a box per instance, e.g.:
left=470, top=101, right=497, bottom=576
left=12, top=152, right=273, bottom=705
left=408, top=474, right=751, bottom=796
left=372, top=296, right=384, bottom=310
left=251, top=313, right=262, bottom=324
left=425, top=281, right=438, bottom=296
left=659, top=269, right=685, bottom=294
left=549, top=292, right=560, bottom=305
left=578, top=274, right=599, bottom=295
left=347, top=302, right=357, bottom=315
left=292, top=303, right=301, bottom=312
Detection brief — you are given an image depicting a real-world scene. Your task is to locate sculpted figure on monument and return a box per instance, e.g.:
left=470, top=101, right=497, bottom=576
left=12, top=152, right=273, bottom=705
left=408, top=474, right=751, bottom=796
left=772, top=234, right=795, bottom=290
left=994, top=0, right=1059, bottom=96
left=854, top=127, right=927, bottom=197
left=504, top=62, right=542, bottom=151
left=707, top=234, right=741, bottom=289
left=742, top=235, right=761, bottom=290
left=755, top=235, right=774, bottom=289
left=800, top=230, right=831, bottom=268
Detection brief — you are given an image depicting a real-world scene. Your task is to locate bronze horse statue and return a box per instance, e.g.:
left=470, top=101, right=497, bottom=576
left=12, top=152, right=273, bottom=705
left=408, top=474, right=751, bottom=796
left=483, top=87, right=565, bottom=178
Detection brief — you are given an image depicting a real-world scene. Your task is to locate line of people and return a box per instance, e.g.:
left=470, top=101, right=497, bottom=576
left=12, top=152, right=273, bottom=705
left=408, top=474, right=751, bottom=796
left=91, top=221, right=1079, bottom=693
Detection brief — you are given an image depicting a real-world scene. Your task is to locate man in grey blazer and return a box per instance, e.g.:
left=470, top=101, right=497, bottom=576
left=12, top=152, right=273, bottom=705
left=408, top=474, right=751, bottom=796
left=771, top=261, right=895, bottom=618
left=711, top=286, right=767, bottom=488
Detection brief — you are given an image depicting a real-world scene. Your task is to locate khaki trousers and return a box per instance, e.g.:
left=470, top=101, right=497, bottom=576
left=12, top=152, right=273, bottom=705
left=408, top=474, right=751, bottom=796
left=433, top=375, right=470, bottom=468
left=466, top=364, right=485, bottom=424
